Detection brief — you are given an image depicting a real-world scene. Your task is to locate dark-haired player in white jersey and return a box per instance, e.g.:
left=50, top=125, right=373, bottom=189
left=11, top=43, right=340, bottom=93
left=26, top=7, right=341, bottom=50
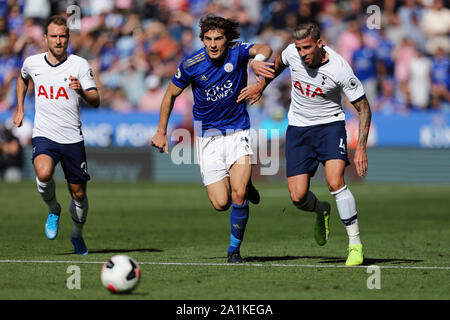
left=14, top=16, right=100, bottom=255
left=238, top=23, right=371, bottom=266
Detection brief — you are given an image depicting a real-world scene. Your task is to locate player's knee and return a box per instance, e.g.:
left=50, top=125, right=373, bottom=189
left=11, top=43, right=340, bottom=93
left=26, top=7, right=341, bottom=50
left=212, top=200, right=231, bottom=212
left=70, top=190, right=86, bottom=202
left=208, top=189, right=231, bottom=211
left=36, top=170, right=53, bottom=183
left=327, top=179, right=345, bottom=193
left=289, top=188, right=308, bottom=204
left=231, top=186, right=247, bottom=205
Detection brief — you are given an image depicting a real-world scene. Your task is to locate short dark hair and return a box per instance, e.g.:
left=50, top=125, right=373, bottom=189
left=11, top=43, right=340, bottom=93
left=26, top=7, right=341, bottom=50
left=44, top=15, right=69, bottom=35
left=199, top=16, right=240, bottom=42
left=293, top=23, right=321, bottom=41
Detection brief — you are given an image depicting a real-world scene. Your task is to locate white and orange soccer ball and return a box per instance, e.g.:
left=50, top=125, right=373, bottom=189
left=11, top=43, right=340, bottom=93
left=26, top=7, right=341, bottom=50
left=101, top=255, right=141, bottom=293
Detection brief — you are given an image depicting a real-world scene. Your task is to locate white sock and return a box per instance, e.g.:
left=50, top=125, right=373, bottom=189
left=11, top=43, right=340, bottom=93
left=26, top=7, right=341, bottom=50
left=70, top=197, right=89, bottom=238
left=346, top=221, right=362, bottom=245
left=331, top=185, right=361, bottom=245
left=36, top=177, right=60, bottom=213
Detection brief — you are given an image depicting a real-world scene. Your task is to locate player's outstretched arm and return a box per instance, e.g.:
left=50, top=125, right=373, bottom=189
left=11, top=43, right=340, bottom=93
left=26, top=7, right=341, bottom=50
left=237, top=55, right=286, bottom=104
left=14, top=74, right=29, bottom=127
left=69, top=76, right=100, bottom=108
left=151, top=82, right=184, bottom=154
left=351, top=97, right=372, bottom=177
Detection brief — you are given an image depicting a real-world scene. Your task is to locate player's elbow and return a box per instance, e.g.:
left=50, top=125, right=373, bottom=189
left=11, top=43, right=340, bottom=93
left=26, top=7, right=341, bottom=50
left=88, top=93, right=101, bottom=108
left=266, top=46, right=273, bottom=58
left=16, top=75, right=29, bottom=92
left=83, top=89, right=100, bottom=108
left=91, top=98, right=100, bottom=108
left=260, top=44, right=273, bottom=59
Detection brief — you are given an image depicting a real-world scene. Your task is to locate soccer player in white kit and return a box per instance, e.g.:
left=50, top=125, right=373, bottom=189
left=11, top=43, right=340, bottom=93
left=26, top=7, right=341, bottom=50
left=14, top=16, right=100, bottom=255
left=238, top=23, right=372, bottom=266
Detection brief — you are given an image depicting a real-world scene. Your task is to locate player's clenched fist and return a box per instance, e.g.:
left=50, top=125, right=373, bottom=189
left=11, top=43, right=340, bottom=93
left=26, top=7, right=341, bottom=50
left=151, top=132, right=169, bottom=154
left=13, top=110, right=24, bottom=127
left=69, top=75, right=81, bottom=92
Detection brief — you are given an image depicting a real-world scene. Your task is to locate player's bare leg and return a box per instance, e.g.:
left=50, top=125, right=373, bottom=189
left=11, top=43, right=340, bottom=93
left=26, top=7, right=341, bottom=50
left=287, top=173, right=310, bottom=205
left=206, top=178, right=231, bottom=212
left=229, top=155, right=251, bottom=205
left=324, top=159, right=346, bottom=193
left=34, top=154, right=61, bottom=240
left=288, top=173, right=330, bottom=246
left=68, top=182, right=89, bottom=255
left=325, top=159, right=363, bottom=265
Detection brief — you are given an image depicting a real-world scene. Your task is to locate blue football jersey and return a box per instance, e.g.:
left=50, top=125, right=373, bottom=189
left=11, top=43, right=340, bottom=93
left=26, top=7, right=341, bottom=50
left=352, top=46, right=377, bottom=82
left=172, top=41, right=254, bottom=136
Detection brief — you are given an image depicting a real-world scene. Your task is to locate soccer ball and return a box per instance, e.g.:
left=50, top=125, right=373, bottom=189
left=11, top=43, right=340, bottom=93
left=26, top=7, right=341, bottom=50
left=101, top=255, right=141, bottom=293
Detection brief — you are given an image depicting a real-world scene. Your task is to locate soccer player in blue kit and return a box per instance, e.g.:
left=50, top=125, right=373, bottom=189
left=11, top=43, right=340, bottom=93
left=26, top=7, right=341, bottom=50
left=151, top=16, right=274, bottom=263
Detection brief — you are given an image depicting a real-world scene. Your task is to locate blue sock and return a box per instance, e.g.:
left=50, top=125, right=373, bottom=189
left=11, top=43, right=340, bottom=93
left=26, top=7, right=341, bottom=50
left=228, top=200, right=249, bottom=253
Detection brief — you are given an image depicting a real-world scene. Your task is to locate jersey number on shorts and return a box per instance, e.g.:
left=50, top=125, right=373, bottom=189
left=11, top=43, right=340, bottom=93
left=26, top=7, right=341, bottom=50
left=80, top=162, right=88, bottom=175
left=339, top=138, right=346, bottom=154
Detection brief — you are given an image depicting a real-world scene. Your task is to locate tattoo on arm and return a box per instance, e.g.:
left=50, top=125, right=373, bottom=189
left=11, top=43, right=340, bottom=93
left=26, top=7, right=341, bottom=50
left=261, top=55, right=286, bottom=90
left=352, top=97, right=372, bottom=148
left=272, top=56, right=287, bottom=80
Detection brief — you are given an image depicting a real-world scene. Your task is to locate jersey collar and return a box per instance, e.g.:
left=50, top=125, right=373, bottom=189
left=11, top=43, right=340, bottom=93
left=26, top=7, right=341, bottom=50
left=44, top=53, right=69, bottom=67
left=312, top=58, right=330, bottom=69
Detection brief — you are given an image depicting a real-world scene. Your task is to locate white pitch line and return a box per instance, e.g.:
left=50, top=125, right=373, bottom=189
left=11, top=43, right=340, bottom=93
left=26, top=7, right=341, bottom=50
left=0, top=259, right=449, bottom=270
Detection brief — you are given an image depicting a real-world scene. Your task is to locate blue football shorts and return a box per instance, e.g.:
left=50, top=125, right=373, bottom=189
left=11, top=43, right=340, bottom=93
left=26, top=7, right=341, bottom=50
left=32, top=136, right=91, bottom=184
left=285, top=120, right=350, bottom=178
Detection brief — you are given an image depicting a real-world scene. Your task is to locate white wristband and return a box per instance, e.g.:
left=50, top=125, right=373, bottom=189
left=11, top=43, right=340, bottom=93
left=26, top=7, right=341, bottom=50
left=253, top=53, right=267, bottom=62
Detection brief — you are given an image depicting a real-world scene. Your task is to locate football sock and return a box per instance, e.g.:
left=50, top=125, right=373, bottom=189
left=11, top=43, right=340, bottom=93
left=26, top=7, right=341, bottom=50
left=69, top=196, right=89, bottom=238
left=331, top=185, right=362, bottom=245
left=345, top=222, right=362, bottom=246
left=36, top=177, right=60, bottom=214
left=228, top=200, right=249, bottom=253
left=293, top=191, right=326, bottom=216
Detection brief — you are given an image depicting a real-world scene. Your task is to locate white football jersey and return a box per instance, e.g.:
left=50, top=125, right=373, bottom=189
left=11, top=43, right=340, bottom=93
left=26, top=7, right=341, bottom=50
left=281, top=44, right=365, bottom=127
left=21, top=52, right=97, bottom=143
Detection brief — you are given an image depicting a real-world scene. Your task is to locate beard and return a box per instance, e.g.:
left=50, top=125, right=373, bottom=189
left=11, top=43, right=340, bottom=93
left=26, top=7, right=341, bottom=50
left=48, top=45, right=67, bottom=59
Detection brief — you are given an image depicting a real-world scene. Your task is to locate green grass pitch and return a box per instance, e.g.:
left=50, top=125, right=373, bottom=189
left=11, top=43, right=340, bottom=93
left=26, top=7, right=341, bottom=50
left=0, top=181, right=449, bottom=300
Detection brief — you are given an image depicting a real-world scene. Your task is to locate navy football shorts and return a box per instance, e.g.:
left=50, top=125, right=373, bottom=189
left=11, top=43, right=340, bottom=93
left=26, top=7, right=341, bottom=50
left=285, top=120, right=350, bottom=178
left=32, top=136, right=91, bottom=184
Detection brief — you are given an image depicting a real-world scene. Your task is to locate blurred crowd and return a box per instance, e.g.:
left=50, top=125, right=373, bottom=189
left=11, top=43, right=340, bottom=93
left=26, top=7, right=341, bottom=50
left=0, top=0, right=449, bottom=126
left=0, top=124, right=22, bottom=181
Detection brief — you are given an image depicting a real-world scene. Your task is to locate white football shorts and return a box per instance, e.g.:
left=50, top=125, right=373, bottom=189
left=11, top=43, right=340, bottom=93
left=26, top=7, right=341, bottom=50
left=195, top=129, right=253, bottom=186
